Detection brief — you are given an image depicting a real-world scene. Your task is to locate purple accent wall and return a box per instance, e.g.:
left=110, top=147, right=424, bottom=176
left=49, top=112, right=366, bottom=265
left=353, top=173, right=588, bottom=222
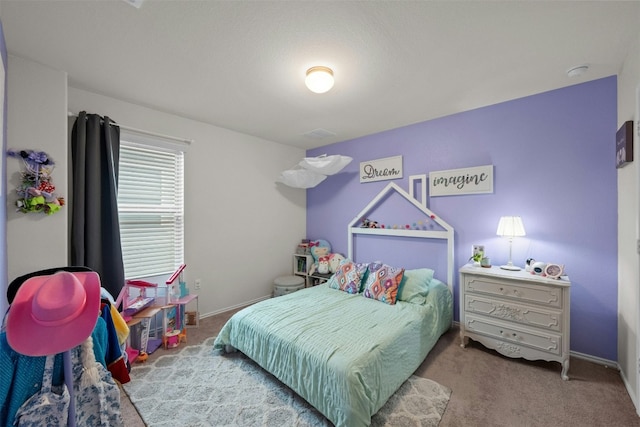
left=307, top=76, right=618, bottom=361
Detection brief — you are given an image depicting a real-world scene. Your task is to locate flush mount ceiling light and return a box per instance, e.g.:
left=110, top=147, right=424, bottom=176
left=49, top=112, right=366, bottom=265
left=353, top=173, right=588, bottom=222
left=566, top=64, right=589, bottom=78
left=305, top=66, right=334, bottom=94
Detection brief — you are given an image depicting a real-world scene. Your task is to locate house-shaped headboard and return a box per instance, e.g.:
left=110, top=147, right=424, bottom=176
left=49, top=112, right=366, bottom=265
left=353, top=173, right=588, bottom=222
left=347, top=175, right=455, bottom=288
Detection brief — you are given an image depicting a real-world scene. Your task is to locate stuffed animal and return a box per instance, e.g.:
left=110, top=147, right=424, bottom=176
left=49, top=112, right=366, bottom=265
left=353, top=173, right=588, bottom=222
left=308, top=239, right=331, bottom=275
left=317, top=256, right=330, bottom=274
left=328, top=253, right=345, bottom=273
left=360, top=218, right=378, bottom=228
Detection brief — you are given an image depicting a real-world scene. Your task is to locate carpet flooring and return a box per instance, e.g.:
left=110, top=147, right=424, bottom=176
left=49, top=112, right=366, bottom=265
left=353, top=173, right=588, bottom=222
left=122, top=337, right=451, bottom=426
left=119, top=310, right=640, bottom=427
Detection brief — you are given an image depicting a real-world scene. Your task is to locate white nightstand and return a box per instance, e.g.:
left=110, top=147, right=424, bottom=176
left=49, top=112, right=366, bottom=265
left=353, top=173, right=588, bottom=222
left=459, top=264, right=571, bottom=380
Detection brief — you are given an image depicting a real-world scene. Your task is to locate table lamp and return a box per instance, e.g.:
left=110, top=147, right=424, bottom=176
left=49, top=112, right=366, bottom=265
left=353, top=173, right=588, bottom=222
left=496, top=216, right=526, bottom=270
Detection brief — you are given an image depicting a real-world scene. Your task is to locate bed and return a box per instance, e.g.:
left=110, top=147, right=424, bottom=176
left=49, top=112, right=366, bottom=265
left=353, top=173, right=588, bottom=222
left=213, top=273, right=452, bottom=426
left=214, top=175, right=454, bottom=427
left=214, top=178, right=454, bottom=426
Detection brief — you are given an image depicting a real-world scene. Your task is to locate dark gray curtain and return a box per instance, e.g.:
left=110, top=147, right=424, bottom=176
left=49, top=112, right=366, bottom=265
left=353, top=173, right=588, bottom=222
left=70, top=111, right=124, bottom=299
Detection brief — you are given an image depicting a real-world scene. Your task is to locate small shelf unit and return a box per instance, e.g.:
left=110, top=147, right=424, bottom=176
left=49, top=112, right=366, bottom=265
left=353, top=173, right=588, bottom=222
left=293, top=253, right=332, bottom=287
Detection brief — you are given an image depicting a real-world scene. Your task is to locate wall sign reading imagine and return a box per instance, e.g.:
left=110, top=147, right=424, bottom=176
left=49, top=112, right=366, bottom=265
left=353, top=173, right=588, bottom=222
left=360, top=155, right=403, bottom=183
left=429, top=165, right=494, bottom=197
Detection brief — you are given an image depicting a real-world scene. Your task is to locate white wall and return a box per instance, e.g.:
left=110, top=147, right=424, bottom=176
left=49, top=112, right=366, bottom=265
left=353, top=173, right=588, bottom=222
left=68, top=88, right=307, bottom=316
left=3, top=54, right=307, bottom=317
left=617, top=18, right=640, bottom=414
left=6, top=54, right=68, bottom=282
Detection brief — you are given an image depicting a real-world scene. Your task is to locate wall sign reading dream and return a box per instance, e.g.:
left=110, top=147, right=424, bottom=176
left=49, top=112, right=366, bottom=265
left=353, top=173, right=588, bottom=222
left=360, top=155, right=403, bottom=183
left=429, top=165, right=494, bottom=197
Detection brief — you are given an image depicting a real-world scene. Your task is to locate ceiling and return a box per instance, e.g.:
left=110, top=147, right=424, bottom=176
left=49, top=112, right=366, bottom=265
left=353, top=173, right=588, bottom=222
left=1, top=1, right=638, bottom=150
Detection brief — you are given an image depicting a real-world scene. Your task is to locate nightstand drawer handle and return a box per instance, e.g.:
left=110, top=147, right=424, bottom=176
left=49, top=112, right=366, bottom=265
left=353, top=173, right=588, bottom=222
left=499, top=330, right=518, bottom=339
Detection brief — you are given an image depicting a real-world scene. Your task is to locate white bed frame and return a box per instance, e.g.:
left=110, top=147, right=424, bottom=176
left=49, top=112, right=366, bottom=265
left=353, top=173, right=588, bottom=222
left=347, top=175, right=455, bottom=291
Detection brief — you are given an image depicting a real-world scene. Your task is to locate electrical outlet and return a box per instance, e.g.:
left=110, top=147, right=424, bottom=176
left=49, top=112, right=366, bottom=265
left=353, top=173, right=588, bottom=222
left=194, top=279, right=201, bottom=289
left=472, top=245, right=485, bottom=258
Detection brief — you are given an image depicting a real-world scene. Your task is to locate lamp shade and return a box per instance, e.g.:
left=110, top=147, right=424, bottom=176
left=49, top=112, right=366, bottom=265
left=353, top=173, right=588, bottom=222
left=305, top=66, right=334, bottom=94
left=496, top=216, right=526, bottom=237
left=277, top=169, right=327, bottom=189
left=299, top=154, right=352, bottom=175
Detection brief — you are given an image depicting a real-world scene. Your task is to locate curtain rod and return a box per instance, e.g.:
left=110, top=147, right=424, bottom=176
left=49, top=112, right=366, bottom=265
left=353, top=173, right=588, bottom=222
left=68, top=112, right=193, bottom=145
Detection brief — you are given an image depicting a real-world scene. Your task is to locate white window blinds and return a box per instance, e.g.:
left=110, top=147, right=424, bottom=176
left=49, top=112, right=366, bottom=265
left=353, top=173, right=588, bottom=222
left=118, top=138, right=185, bottom=279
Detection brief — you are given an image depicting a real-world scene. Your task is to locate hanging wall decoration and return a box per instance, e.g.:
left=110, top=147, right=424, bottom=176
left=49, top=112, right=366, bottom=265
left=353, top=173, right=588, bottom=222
left=616, top=120, right=633, bottom=169
left=277, top=154, right=353, bottom=189
left=429, top=165, right=494, bottom=197
left=359, top=155, right=403, bottom=183
left=7, top=149, right=65, bottom=215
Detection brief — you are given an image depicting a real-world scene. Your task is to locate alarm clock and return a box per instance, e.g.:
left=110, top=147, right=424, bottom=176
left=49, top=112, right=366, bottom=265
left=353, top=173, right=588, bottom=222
left=544, top=263, right=565, bottom=279
left=531, top=262, right=547, bottom=276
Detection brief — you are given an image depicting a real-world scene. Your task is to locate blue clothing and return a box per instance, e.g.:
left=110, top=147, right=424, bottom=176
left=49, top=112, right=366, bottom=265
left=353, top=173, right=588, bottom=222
left=0, top=317, right=108, bottom=427
left=100, top=304, right=130, bottom=383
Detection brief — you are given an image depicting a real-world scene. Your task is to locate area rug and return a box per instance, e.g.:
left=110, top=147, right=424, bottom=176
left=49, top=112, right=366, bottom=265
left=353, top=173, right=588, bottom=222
left=122, top=337, right=451, bottom=426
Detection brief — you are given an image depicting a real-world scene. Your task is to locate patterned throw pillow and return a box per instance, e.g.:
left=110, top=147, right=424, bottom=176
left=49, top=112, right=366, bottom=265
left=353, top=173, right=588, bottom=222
left=327, top=259, right=368, bottom=294
left=362, top=262, right=405, bottom=305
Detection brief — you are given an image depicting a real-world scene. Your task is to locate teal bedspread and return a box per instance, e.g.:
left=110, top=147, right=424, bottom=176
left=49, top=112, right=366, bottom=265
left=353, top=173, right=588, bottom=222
left=213, top=279, right=452, bottom=427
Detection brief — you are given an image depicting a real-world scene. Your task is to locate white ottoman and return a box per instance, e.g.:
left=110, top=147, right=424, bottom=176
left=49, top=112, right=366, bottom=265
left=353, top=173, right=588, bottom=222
left=273, top=275, right=305, bottom=297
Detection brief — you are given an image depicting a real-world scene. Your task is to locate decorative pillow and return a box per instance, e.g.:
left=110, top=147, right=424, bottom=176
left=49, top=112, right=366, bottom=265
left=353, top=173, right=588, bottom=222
left=362, top=263, right=405, bottom=305
left=398, top=268, right=435, bottom=305
left=326, top=259, right=368, bottom=294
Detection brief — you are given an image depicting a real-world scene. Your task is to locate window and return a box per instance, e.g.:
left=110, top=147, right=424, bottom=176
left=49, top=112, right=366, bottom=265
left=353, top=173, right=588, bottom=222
left=118, top=133, right=185, bottom=279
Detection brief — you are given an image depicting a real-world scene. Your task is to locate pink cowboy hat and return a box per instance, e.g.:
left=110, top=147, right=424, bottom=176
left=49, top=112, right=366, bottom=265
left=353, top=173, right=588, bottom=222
left=6, top=270, right=101, bottom=356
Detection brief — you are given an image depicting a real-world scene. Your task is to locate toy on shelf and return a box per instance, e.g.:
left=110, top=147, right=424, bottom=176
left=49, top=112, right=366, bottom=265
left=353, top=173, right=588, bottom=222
left=116, top=279, right=158, bottom=320
left=117, top=280, right=163, bottom=362
left=164, top=330, right=181, bottom=349
left=160, top=264, right=198, bottom=349
left=361, top=218, right=379, bottom=228
left=166, top=263, right=187, bottom=301
left=307, top=239, right=346, bottom=275
left=308, top=240, right=331, bottom=275
left=129, top=306, right=163, bottom=356
left=358, top=215, right=439, bottom=231
left=296, top=239, right=311, bottom=255
left=126, top=348, right=140, bottom=364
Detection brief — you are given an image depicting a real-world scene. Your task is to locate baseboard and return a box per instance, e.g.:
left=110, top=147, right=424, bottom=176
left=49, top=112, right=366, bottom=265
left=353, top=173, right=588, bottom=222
left=569, top=350, right=618, bottom=369
left=199, top=294, right=271, bottom=319
left=619, top=368, right=640, bottom=416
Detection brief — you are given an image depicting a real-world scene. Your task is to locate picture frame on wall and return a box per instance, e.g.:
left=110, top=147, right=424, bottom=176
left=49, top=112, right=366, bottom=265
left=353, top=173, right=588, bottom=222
left=616, top=120, right=633, bottom=169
